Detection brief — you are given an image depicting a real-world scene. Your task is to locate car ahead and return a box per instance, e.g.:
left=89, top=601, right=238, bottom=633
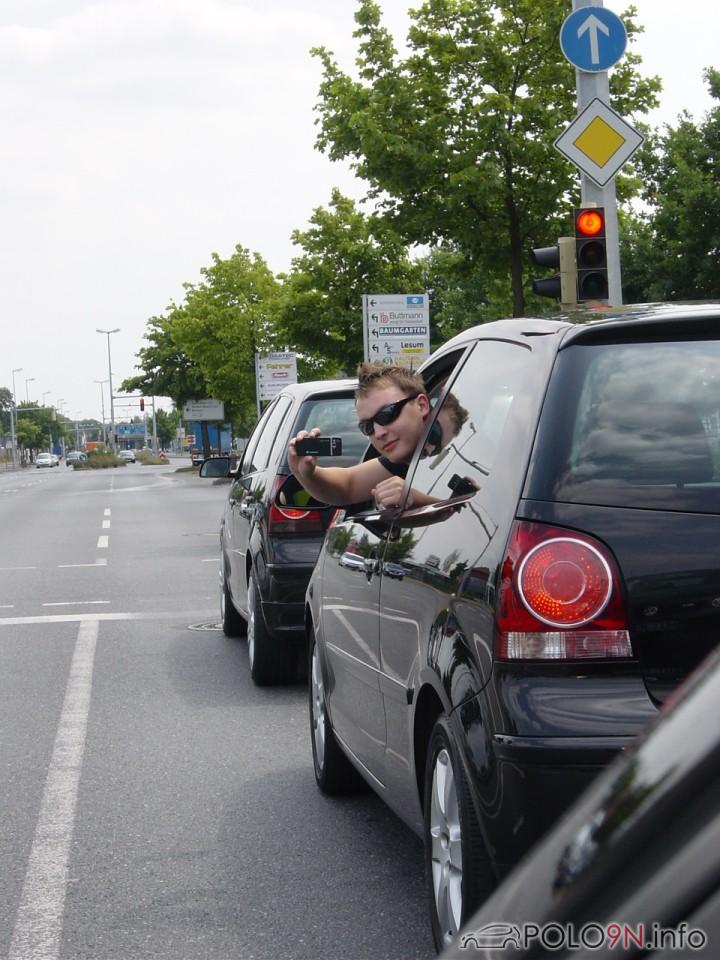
left=36, top=452, right=57, bottom=468
left=200, top=379, right=366, bottom=686
left=302, top=303, right=720, bottom=950
left=66, top=451, right=87, bottom=466
left=118, top=449, right=136, bottom=463
left=441, top=646, right=720, bottom=960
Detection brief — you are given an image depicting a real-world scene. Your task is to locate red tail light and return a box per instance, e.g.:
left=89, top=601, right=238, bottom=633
left=268, top=476, right=324, bottom=534
left=496, top=521, right=632, bottom=661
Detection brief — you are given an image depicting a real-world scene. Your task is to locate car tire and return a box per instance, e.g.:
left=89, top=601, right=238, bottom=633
left=308, top=627, right=367, bottom=795
left=247, top=568, right=293, bottom=686
left=220, top=553, right=246, bottom=638
left=424, top=715, right=496, bottom=951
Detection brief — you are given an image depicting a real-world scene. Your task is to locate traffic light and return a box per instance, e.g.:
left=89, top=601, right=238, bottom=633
left=531, top=237, right=577, bottom=306
left=140, top=398, right=145, bottom=412
left=574, top=207, right=608, bottom=302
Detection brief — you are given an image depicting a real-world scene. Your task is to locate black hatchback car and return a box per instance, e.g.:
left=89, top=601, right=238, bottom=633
left=201, top=379, right=366, bottom=685
left=302, top=303, right=720, bottom=949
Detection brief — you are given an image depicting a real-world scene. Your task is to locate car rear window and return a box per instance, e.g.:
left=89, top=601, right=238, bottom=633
left=527, top=339, right=720, bottom=514
left=286, top=394, right=367, bottom=468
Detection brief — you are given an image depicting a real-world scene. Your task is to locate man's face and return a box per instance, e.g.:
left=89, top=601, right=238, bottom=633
left=356, top=386, right=430, bottom=462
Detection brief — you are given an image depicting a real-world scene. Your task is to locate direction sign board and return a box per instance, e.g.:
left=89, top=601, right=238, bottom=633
left=255, top=351, right=297, bottom=402
left=554, top=97, right=644, bottom=187
left=560, top=6, right=627, bottom=73
left=182, top=399, right=225, bottom=421
left=362, top=294, right=430, bottom=369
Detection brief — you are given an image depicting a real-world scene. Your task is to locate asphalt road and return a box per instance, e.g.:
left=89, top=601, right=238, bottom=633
left=0, top=460, right=433, bottom=960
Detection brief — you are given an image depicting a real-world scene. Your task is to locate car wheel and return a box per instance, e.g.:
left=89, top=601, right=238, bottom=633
left=308, top=627, right=367, bottom=795
left=424, top=715, right=496, bottom=951
left=247, top=568, right=293, bottom=685
left=220, top=552, right=245, bottom=638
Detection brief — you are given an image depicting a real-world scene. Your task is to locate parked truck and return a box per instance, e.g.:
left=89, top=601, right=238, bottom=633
left=187, top=421, right=231, bottom=466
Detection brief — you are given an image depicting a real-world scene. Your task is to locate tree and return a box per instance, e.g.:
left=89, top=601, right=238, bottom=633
left=121, top=313, right=208, bottom=409
left=276, top=189, right=425, bottom=373
left=622, top=68, right=720, bottom=302
left=0, top=386, right=12, bottom=435
left=312, top=0, right=660, bottom=316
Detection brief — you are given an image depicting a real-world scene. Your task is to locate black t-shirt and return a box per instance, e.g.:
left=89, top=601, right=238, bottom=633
left=378, top=456, right=409, bottom=478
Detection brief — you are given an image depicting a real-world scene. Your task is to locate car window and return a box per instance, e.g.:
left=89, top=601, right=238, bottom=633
left=527, top=339, right=720, bottom=514
left=242, top=397, right=291, bottom=474
left=284, top=394, right=367, bottom=469
left=409, top=340, right=535, bottom=503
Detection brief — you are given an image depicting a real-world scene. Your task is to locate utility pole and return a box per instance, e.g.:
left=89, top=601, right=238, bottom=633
left=11, top=367, right=22, bottom=468
left=94, top=379, right=108, bottom=445
left=96, top=328, right=120, bottom=453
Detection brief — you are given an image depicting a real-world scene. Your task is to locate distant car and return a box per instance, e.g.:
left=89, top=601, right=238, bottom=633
left=441, top=646, right=720, bottom=960
left=339, top=552, right=367, bottom=571
left=66, top=451, right=88, bottom=466
left=304, top=303, right=720, bottom=949
left=199, top=378, right=366, bottom=686
left=118, top=450, right=136, bottom=463
left=36, top=452, right=57, bottom=468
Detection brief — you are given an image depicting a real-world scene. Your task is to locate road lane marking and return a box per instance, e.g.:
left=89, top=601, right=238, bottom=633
left=201, top=558, right=219, bottom=563
left=8, top=619, right=99, bottom=960
left=103, top=508, right=111, bottom=516
left=0, top=604, right=14, bottom=608
left=42, top=601, right=111, bottom=607
left=0, top=566, right=37, bottom=571
left=96, top=536, right=109, bottom=549
left=102, top=520, right=110, bottom=529
left=57, top=559, right=108, bottom=568
left=0, top=610, right=215, bottom=626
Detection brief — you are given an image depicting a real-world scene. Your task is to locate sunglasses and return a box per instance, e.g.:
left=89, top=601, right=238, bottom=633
left=358, top=394, right=419, bottom=437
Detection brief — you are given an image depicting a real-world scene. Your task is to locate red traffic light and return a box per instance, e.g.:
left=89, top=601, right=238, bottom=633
left=140, top=398, right=145, bottom=411
left=575, top=209, right=605, bottom=237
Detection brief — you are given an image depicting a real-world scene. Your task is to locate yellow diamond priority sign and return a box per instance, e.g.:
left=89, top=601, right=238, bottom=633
left=555, top=97, right=644, bottom=187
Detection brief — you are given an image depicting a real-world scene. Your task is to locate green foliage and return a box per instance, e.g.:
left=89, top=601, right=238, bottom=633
left=312, top=0, right=660, bottom=315
left=15, top=404, right=58, bottom=452
left=276, top=190, right=424, bottom=373
left=622, top=69, right=720, bottom=301
left=0, top=386, right=12, bottom=433
left=121, top=314, right=207, bottom=408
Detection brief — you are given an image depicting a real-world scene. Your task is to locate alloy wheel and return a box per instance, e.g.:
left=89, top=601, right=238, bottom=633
left=429, top=747, right=463, bottom=944
left=310, top=644, right=326, bottom=769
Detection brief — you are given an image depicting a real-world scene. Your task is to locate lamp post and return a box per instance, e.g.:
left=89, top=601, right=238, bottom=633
left=56, top=399, right=66, bottom=456
left=42, top=391, right=51, bottom=406
left=10, top=367, right=22, bottom=467
left=94, top=379, right=108, bottom=445
left=96, top=328, right=120, bottom=452
left=25, top=376, right=35, bottom=404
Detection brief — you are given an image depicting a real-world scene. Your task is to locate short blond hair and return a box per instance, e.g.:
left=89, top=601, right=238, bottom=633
left=355, top=362, right=426, bottom=401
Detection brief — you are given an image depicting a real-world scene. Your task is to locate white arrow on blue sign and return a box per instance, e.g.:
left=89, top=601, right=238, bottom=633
left=560, top=6, right=627, bottom=73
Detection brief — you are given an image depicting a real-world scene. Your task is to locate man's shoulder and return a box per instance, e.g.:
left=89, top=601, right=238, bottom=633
left=378, top=455, right=408, bottom=478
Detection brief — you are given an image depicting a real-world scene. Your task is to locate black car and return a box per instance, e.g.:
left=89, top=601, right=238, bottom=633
left=301, top=303, right=720, bottom=949
left=441, top=645, right=720, bottom=960
left=201, top=379, right=366, bottom=686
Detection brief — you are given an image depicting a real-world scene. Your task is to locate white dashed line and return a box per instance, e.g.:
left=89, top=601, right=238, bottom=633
left=103, top=508, right=111, bottom=516
left=96, top=536, right=109, bottom=549
left=42, top=601, right=111, bottom=608
left=57, top=559, right=108, bottom=568
left=0, top=566, right=37, bottom=571
left=102, top=520, right=110, bottom=529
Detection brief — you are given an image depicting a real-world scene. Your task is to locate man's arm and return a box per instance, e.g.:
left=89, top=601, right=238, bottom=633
left=289, top=432, right=393, bottom=506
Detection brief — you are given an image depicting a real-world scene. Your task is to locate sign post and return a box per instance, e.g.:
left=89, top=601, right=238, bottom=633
left=556, top=1, right=635, bottom=306
left=362, top=294, right=430, bottom=368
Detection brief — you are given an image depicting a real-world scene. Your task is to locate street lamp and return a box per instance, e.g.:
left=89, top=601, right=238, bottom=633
left=56, top=399, right=66, bottom=457
left=25, top=376, right=35, bottom=404
left=10, top=367, right=22, bottom=467
left=96, top=328, right=120, bottom=452
left=94, top=379, right=108, bottom=445
left=42, top=391, right=51, bottom=406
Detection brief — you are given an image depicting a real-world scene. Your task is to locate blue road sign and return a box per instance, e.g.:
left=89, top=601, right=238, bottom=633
left=560, top=6, right=627, bottom=73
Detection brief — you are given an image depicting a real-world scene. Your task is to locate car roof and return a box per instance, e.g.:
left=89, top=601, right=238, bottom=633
left=435, top=301, right=720, bottom=357
left=275, top=378, right=357, bottom=402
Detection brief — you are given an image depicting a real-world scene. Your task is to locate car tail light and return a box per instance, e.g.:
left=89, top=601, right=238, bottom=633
left=268, top=476, right=325, bottom=534
left=496, top=521, right=632, bottom=661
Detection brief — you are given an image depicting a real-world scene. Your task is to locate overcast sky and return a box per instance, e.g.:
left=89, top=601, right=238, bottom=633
left=2, top=0, right=716, bottom=425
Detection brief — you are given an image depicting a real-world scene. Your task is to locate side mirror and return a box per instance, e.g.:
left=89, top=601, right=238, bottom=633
left=275, top=474, right=336, bottom=510
left=199, top=456, right=232, bottom=478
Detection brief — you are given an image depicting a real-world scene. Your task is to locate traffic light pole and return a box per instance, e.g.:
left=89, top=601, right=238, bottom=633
left=573, top=0, right=622, bottom=306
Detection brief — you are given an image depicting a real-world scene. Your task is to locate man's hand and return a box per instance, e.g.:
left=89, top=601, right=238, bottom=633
left=288, top=427, right=321, bottom=480
left=370, top=475, right=410, bottom=511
